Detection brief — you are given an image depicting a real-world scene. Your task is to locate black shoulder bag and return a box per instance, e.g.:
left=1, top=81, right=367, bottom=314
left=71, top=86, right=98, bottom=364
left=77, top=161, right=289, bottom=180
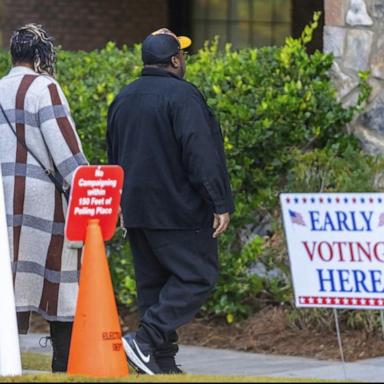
left=0, top=103, right=69, bottom=201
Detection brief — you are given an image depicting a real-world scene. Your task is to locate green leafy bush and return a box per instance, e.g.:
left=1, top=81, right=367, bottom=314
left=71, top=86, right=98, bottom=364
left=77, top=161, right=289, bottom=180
left=107, top=229, right=137, bottom=308
left=0, top=14, right=378, bottom=324
left=56, top=43, right=143, bottom=163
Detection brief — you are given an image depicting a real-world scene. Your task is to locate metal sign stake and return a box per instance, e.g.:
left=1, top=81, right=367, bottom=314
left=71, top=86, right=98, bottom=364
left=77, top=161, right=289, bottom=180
left=380, top=311, right=384, bottom=340
left=333, top=308, right=347, bottom=381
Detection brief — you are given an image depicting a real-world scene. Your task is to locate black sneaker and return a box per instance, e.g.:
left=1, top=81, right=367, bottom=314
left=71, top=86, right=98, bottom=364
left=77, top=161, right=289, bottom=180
left=156, top=359, right=185, bottom=375
left=122, top=333, right=162, bottom=375
left=156, top=357, right=184, bottom=375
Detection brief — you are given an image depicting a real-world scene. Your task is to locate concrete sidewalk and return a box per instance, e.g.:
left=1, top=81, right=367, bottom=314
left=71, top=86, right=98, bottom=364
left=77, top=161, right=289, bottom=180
left=20, top=333, right=384, bottom=382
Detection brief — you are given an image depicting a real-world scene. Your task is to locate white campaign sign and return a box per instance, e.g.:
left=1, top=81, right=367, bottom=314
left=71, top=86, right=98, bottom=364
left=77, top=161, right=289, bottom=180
left=280, top=193, right=384, bottom=310
left=0, top=168, right=22, bottom=376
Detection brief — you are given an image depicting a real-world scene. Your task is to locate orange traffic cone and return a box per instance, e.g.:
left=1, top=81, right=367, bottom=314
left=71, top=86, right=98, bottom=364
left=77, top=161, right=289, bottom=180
left=67, top=219, right=129, bottom=377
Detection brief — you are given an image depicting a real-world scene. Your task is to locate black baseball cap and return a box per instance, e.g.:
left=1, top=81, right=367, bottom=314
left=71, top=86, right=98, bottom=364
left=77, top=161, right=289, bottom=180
left=142, top=28, right=192, bottom=65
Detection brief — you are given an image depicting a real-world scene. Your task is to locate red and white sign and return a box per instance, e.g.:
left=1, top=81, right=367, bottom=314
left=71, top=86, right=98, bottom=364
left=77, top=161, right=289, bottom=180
left=65, top=165, right=124, bottom=241
left=280, top=193, right=384, bottom=310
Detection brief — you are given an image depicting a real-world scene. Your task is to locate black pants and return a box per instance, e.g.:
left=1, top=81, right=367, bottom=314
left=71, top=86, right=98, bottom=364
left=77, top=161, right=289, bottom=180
left=127, top=228, right=219, bottom=349
left=49, top=321, right=73, bottom=373
left=17, top=312, right=72, bottom=372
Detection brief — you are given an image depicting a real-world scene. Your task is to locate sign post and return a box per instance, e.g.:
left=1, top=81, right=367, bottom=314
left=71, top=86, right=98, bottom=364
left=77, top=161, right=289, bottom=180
left=381, top=311, right=384, bottom=339
left=0, top=168, right=22, bottom=377
left=333, top=308, right=347, bottom=379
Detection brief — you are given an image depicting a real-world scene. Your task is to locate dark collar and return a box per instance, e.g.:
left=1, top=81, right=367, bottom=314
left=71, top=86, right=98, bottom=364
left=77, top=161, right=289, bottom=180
left=141, top=67, right=181, bottom=80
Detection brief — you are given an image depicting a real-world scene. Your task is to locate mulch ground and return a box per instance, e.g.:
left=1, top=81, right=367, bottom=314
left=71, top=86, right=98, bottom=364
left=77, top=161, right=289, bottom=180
left=30, top=306, right=384, bottom=362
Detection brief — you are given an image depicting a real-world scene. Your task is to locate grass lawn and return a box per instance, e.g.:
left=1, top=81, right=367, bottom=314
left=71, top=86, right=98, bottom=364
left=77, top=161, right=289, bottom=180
left=21, top=352, right=51, bottom=372
left=0, top=352, right=348, bottom=383
left=0, top=374, right=344, bottom=383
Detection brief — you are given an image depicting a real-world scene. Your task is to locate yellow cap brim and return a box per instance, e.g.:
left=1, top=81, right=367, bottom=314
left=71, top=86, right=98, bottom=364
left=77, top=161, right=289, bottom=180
left=178, top=36, right=192, bottom=50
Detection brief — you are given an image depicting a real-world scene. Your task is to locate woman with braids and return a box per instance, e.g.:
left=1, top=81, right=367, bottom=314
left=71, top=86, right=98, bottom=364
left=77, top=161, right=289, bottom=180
left=0, top=24, right=87, bottom=372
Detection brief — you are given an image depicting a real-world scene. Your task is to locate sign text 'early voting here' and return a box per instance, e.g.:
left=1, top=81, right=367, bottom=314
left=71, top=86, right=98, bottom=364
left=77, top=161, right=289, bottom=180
left=280, top=193, right=384, bottom=309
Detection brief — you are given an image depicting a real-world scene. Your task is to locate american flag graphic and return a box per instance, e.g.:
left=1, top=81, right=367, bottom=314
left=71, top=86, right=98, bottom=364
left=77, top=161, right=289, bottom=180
left=289, top=210, right=306, bottom=226
left=378, top=212, right=384, bottom=227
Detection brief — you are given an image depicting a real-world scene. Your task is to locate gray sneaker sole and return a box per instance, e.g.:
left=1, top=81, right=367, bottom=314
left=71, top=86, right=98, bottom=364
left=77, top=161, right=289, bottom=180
left=122, top=337, right=155, bottom=375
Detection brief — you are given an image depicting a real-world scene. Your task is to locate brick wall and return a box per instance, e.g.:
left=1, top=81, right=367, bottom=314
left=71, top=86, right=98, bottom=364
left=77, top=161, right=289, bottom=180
left=1, top=0, right=169, bottom=51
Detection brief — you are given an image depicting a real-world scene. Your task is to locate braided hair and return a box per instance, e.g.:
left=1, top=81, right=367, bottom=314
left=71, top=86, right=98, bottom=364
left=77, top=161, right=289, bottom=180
left=10, top=24, right=56, bottom=77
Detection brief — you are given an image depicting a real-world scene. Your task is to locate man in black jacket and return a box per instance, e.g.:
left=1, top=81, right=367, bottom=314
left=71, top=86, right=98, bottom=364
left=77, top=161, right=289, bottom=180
left=107, top=28, right=234, bottom=375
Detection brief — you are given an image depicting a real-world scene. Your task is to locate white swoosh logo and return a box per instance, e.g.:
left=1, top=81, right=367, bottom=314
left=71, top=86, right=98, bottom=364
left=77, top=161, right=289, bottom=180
left=133, top=339, right=150, bottom=363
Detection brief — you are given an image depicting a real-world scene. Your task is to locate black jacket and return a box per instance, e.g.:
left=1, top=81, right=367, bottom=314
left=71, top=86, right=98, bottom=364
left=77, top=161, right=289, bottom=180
left=107, top=67, right=234, bottom=229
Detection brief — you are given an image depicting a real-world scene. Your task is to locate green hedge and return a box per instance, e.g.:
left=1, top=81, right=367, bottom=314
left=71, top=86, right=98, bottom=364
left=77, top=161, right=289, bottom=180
left=1, top=14, right=381, bottom=324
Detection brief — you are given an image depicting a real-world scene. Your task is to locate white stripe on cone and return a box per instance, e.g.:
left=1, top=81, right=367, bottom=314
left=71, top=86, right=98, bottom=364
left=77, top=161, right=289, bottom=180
left=0, top=167, right=22, bottom=376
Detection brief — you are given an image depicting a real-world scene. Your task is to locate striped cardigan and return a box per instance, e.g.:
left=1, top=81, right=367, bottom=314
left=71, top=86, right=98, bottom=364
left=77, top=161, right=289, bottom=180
left=0, top=66, right=87, bottom=331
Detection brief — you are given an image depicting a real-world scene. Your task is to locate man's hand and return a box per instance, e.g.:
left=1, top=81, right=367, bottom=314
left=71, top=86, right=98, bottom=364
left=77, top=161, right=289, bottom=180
left=212, top=213, right=230, bottom=238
